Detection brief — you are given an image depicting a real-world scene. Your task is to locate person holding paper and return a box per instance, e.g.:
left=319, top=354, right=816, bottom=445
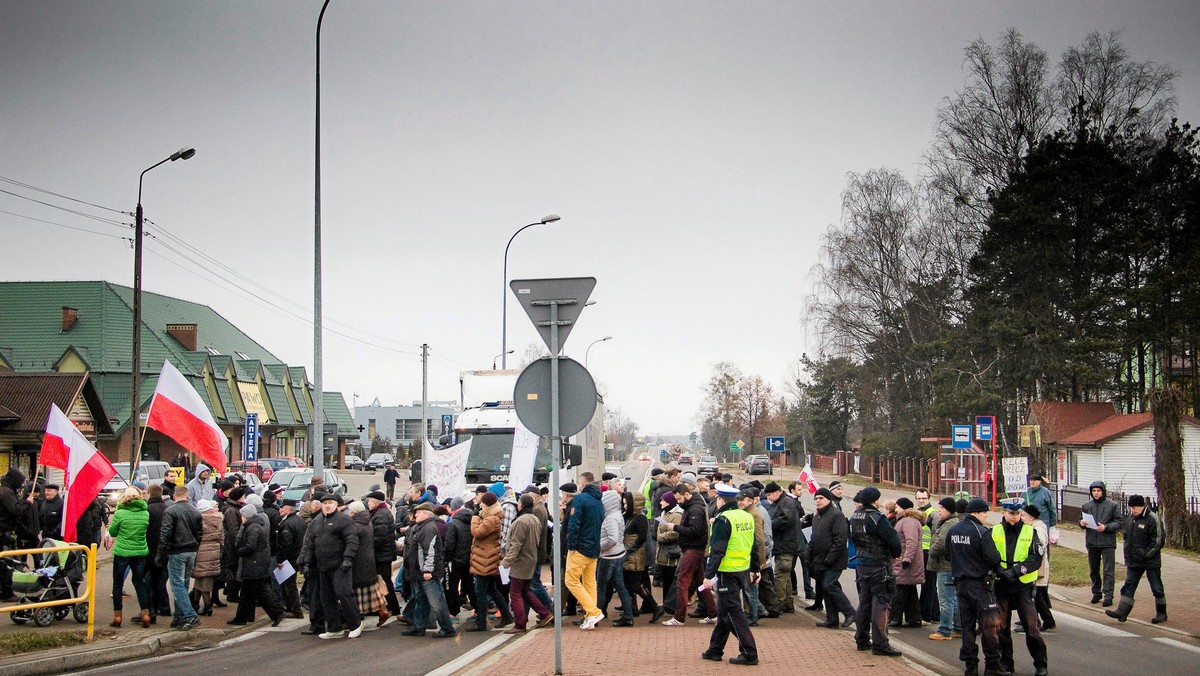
left=275, top=498, right=306, bottom=618
left=401, top=503, right=455, bottom=637
left=1079, top=481, right=1122, bottom=606
left=230, top=502, right=285, bottom=627
left=698, top=484, right=759, bottom=665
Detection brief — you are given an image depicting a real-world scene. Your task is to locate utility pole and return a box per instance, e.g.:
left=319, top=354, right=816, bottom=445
left=421, top=343, right=429, bottom=475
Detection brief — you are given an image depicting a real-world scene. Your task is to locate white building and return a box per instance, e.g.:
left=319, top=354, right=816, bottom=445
left=355, top=398, right=459, bottom=447
left=1056, top=412, right=1200, bottom=504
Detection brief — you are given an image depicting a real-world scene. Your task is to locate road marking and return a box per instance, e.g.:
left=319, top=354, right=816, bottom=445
left=262, top=618, right=308, bottom=632
left=1153, top=637, right=1200, bottom=655
left=1054, top=611, right=1138, bottom=637
left=214, top=630, right=266, bottom=647
left=425, top=633, right=511, bottom=676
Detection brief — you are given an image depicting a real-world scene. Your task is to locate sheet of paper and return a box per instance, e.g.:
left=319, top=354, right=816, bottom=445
left=1081, top=513, right=1099, bottom=530
left=655, top=515, right=667, bottom=524
left=499, top=565, right=511, bottom=585
left=802, top=527, right=813, bottom=541
left=273, top=560, right=296, bottom=584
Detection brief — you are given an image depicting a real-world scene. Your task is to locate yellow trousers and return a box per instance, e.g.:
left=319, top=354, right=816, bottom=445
left=565, top=550, right=600, bottom=617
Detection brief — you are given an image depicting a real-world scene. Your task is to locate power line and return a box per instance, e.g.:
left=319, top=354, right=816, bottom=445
left=0, top=207, right=130, bottom=240
left=0, top=187, right=129, bottom=227
left=0, top=175, right=127, bottom=214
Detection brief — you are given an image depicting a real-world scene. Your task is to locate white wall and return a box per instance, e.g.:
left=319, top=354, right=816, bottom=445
left=1076, top=422, right=1200, bottom=503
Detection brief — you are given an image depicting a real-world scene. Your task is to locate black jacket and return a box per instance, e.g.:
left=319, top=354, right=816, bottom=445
left=1124, top=509, right=1165, bottom=568
left=38, top=494, right=64, bottom=540
left=849, top=505, right=901, bottom=571
left=808, top=502, right=849, bottom=571
left=369, top=503, right=397, bottom=563
left=146, top=496, right=170, bottom=562
left=156, top=499, right=202, bottom=561
left=677, top=494, right=710, bottom=552
left=704, top=501, right=761, bottom=577
left=443, top=508, right=474, bottom=566
left=220, top=501, right=242, bottom=576
left=351, top=511, right=377, bottom=587
left=946, top=514, right=1002, bottom=580
left=276, top=511, right=307, bottom=566
left=1081, top=481, right=1122, bottom=549
left=403, top=516, right=445, bottom=581
left=769, top=494, right=801, bottom=556
left=262, top=504, right=280, bottom=556
left=301, top=508, right=359, bottom=573
left=235, top=513, right=273, bottom=580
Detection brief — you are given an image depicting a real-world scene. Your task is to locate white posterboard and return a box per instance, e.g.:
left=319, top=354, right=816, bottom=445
left=1001, top=457, right=1029, bottom=495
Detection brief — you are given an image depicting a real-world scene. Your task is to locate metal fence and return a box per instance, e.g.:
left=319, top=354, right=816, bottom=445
left=0, top=542, right=98, bottom=641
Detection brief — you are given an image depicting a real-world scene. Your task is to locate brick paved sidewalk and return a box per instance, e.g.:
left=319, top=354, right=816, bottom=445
left=459, top=615, right=930, bottom=676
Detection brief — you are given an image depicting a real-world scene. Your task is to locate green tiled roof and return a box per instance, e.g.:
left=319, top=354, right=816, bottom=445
left=265, top=383, right=297, bottom=426
left=322, top=392, right=356, bottom=438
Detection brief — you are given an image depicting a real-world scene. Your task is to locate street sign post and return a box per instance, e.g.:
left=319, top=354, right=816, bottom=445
left=951, top=425, right=972, bottom=449
left=243, top=413, right=258, bottom=462
left=765, top=436, right=785, bottom=452
left=976, top=415, right=998, bottom=504
left=509, top=276, right=595, bottom=676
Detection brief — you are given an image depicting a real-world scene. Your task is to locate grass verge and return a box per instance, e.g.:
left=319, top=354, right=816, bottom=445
left=1049, top=544, right=1125, bottom=587
left=0, top=630, right=87, bottom=656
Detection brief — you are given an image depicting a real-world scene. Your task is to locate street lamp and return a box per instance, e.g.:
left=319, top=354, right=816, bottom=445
left=131, top=146, right=195, bottom=472
left=492, top=350, right=515, bottom=370
left=585, top=335, right=612, bottom=368
left=501, top=214, right=560, bottom=368
left=312, top=0, right=333, bottom=473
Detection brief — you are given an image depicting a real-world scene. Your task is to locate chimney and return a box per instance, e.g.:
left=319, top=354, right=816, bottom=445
left=61, top=307, right=78, bottom=332
left=166, top=323, right=198, bottom=351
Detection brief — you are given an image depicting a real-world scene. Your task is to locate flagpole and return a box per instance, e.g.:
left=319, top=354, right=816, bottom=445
left=131, top=367, right=163, bottom=480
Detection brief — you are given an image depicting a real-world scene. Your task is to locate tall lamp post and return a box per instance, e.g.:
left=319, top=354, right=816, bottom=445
left=584, top=335, right=612, bottom=368
left=492, top=350, right=514, bottom=370
left=501, top=214, right=559, bottom=368
left=312, top=0, right=333, bottom=473
left=131, top=147, right=195, bottom=473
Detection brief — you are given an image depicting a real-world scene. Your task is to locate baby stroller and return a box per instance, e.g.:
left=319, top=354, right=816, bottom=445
left=5, top=538, right=89, bottom=627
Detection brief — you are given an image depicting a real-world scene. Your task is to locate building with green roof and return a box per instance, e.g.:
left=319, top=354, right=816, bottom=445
left=0, top=281, right=358, bottom=468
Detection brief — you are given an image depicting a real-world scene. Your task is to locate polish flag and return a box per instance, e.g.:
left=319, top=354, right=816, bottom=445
left=42, top=404, right=117, bottom=542
left=797, top=462, right=820, bottom=494
left=145, top=360, right=228, bottom=474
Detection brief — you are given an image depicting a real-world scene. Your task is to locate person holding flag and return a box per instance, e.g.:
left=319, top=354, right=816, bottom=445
left=39, top=404, right=119, bottom=545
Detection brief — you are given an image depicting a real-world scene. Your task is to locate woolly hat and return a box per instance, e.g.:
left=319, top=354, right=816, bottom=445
left=966, top=498, right=990, bottom=513
left=938, top=497, right=957, bottom=513
left=1022, top=504, right=1042, bottom=518
left=764, top=481, right=782, bottom=494
left=828, top=481, right=842, bottom=490
left=814, top=488, right=835, bottom=501
left=650, top=467, right=665, bottom=477
left=450, top=497, right=465, bottom=511
left=858, top=486, right=881, bottom=505
left=227, top=486, right=245, bottom=502
left=661, top=491, right=677, bottom=507
left=245, top=493, right=264, bottom=508
left=488, top=481, right=507, bottom=498
left=197, top=499, right=216, bottom=513
left=239, top=504, right=257, bottom=519
left=1128, top=495, right=1146, bottom=507
left=896, top=497, right=914, bottom=510
left=365, top=491, right=386, bottom=502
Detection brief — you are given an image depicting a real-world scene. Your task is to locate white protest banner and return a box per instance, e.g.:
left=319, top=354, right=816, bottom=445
left=1001, top=456, right=1029, bottom=496
left=508, top=420, right=540, bottom=491
left=423, top=438, right=470, bottom=499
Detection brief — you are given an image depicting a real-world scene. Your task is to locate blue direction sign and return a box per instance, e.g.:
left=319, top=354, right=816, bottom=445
left=441, top=414, right=453, bottom=435
left=975, top=415, right=994, bottom=441
left=765, top=436, right=786, bottom=453
left=244, top=413, right=258, bottom=461
left=951, top=424, right=972, bottom=450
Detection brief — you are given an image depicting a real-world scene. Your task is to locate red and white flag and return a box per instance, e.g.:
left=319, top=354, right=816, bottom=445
left=797, top=462, right=820, bottom=494
left=146, top=360, right=228, bottom=474
left=42, top=404, right=117, bottom=542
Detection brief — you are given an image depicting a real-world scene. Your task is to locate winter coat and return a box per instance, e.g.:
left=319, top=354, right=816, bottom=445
left=38, top=494, right=64, bottom=540
left=1123, top=508, right=1165, bottom=569
left=677, top=494, right=710, bottom=552
left=276, top=512, right=307, bottom=566
left=108, top=499, right=150, bottom=557
left=262, top=504, right=280, bottom=556
left=622, top=493, right=649, bottom=572
left=808, top=502, right=849, bottom=572
left=566, top=483, right=603, bottom=558
left=301, top=508, right=359, bottom=573
left=186, top=463, right=216, bottom=505
left=747, top=505, right=768, bottom=571
left=75, top=498, right=107, bottom=548
left=0, top=482, right=38, bottom=544
left=599, top=491, right=626, bottom=559
left=145, top=496, right=169, bottom=562
left=500, top=509, right=543, bottom=580
left=1081, top=481, right=1122, bottom=549
left=235, top=512, right=273, bottom=581
left=926, top=514, right=960, bottom=573
left=531, top=500, right=552, bottom=565
left=655, top=506, right=684, bottom=566
left=351, top=511, right=377, bottom=587
left=1024, top=483, right=1057, bottom=527
left=1029, top=518, right=1051, bottom=585
left=404, top=516, right=446, bottom=581
left=156, top=499, right=202, bottom=561
left=369, top=503, right=398, bottom=563
left=891, top=509, right=926, bottom=585
left=220, top=501, right=242, bottom=578
left=444, top=507, right=474, bottom=566
left=470, top=502, right=504, bottom=576
left=193, top=509, right=225, bottom=579
left=769, top=493, right=801, bottom=555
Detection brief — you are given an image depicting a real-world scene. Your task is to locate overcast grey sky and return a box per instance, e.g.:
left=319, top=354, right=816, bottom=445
left=2, top=1, right=1198, bottom=435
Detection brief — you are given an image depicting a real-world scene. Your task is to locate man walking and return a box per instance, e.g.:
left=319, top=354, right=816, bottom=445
left=500, top=494, right=553, bottom=633
left=275, top=498, right=306, bottom=618
left=809, top=487, right=855, bottom=629
left=663, top=482, right=717, bottom=626
left=383, top=464, right=400, bottom=502
left=300, top=494, right=363, bottom=639
left=947, top=498, right=1007, bottom=676
left=699, top=485, right=759, bottom=666
left=1080, top=481, right=1121, bottom=607
left=849, top=487, right=902, bottom=657
left=365, top=490, right=400, bottom=621
left=155, top=486, right=202, bottom=630
left=565, top=472, right=605, bottom=630
left=1106, top=495, right=1167, bottom=625
left=401, top=503, right=456, bottom=637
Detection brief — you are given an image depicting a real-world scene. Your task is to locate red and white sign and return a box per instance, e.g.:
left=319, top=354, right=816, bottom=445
left=42, top=404, right=117, bottom=542
left=146, top=360, right=228, bottom=474
left=797, top=462, right=820, bottom=494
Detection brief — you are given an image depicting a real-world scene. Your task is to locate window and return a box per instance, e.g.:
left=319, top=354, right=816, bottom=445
left=235, top=351, right=250, bottom=360
left=205, top=346, right=220, bottom=355
left=368, top=419, right=376, bottom=439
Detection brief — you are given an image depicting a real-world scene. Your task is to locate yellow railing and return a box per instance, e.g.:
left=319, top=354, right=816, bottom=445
left=0, top=543, right=98, bottom=641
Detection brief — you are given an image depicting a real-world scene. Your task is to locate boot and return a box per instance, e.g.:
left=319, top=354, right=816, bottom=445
left=110, top=612, right=122, bottom=628
left=1151, top=600, right=1168, bottom=624
left=140, top=609, right=151, bottom=628
left=1105, top=596, right=1133, bottom=622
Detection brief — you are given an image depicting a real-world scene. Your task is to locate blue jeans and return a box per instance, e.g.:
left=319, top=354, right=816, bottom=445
left=167, top=552, right=197, bottom=622
left=936, top=571, right=961, bottom=636
left=411, top=577, right=454, bottom=633
left=742, top=573, right=763, bottom=622
left=530, top=563, right=553, bottom=609
left=596, top=555, right=632, bottom=621
left=112, top=555, right=151, bottom=612
left=472, top=574, right=511, bottom=627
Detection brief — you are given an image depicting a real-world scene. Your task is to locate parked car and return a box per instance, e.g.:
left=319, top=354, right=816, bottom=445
left=104, top=461, right=171, bottom=505
left=342, top=454, right=365, bottom=471
left=273, top=455, right=306, bottom=468
left=364, top=453, right=393, bottom=471
left=605, top=464, right=631, bottom=481
left=679, top=453, right=694, bottom=465
left=698, top=455, right=720, bottom=475
left=227, top=471, right=264, bottom=494
left=746, top=455, right=772, bottom=476
left=227, top=460, right=277, bottom=482
left=272, top=468, right=347, bottom=501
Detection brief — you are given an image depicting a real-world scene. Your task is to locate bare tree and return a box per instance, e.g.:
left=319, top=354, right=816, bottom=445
left=1058, top=31, right=1178, bottom=136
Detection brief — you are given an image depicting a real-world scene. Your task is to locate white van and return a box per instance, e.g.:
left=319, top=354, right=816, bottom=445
left=103, top=461, right=171, bottom=505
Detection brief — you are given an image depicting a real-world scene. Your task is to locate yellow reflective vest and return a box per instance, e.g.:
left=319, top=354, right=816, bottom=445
left=991, top=523, right=1038, bottom=584
left=716, top=508, right=755, bottom=573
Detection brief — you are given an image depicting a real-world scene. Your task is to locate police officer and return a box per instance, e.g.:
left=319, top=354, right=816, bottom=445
left=993, top=498, right=1048, bottom=676
left=849, top=487, right=902, bottom=657
left=699, top=484, right=759, bottom=666
left=947, top=498, right=1008, bottom=676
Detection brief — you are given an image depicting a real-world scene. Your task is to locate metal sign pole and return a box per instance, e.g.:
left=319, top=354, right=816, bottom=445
left=550, top=300, right=563, bottom=675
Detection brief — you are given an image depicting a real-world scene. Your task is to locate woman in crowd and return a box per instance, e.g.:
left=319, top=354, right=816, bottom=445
left=191, top=499, right=226, bottom=615
left=889, top=497, right=926, bottom=628
left=108, top=486, right=152, bottom=628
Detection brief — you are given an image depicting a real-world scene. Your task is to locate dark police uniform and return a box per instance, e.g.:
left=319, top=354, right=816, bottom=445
left=702, top=497, right=760, bottom=665
left=992, top=518, right=1048, bottom=675
left=946, top=508, right=1004, bottom=675
left=849, top=499, right=902, bottom=652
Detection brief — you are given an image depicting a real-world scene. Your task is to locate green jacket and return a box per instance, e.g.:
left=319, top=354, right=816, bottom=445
left=108, top=499, right=150, bottom=557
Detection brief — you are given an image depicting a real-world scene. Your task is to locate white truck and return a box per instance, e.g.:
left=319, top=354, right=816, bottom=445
left=451, top=369, right=604, bottom=486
